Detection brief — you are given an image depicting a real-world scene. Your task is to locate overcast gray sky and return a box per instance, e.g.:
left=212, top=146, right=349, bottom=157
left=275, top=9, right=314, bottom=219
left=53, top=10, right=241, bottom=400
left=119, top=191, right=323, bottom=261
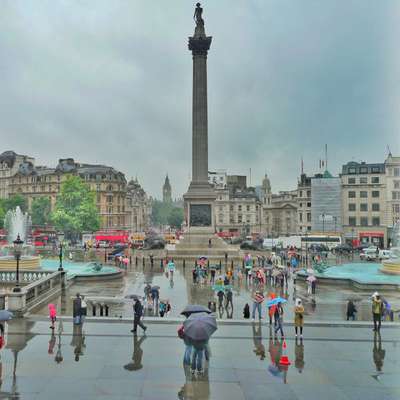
left=1, top=1, right=399, bottom=199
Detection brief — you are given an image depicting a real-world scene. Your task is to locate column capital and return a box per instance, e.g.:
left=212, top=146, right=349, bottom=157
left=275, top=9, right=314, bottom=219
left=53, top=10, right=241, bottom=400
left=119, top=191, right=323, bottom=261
left=188, top=36, right=212, bottom=56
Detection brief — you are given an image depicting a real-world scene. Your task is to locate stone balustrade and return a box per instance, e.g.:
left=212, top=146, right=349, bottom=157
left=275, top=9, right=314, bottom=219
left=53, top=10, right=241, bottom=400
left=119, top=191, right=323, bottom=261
left=0, top=270, right=54, bottom=283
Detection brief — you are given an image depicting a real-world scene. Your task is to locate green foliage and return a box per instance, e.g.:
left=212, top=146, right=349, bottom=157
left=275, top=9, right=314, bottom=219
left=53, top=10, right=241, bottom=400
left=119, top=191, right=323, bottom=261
left=152, top=200, right=183, bottom=228
left=51, top=176, right=100, bottom=238
left=167, top=207, right=184, bottom=228
left=0, top=204, right=4, bottom=229
left=1, top=194, right=27, bottom=213
left=31, top=197, right=51, bottom=226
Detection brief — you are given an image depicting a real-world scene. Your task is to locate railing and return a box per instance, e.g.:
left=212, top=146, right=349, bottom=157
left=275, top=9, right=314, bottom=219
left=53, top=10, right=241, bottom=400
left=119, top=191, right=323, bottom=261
left=0, top=270, right=54, bottom=283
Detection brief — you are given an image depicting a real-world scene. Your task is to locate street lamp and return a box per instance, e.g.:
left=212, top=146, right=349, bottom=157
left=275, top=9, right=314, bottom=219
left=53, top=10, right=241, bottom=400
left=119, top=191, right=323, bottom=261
left=57, top=232, right=64, bottom=271
left=322, top=213, right=326, bottom=233
left=12, top=234, right=24, bottom=293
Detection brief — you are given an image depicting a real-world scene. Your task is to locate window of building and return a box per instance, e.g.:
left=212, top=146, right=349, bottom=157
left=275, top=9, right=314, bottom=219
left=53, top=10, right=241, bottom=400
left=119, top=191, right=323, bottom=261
left=307, top=190, right=311, bottom=197
left=372, top=203, right=380, bottom=211
left=394, top=167, right=400, bottom=177
left=246, top=215, right=251, bottom=223
left=348, top=168, right=356, bottom=174
left=371, top=167, right=381, bottom=173
left=238, top=214, right=242, bottom=223
left=349, top=217, right=356, bottom=226
left=299, top=190, right=303, bottom=197
left=307, top=202, right=311, bottom=207
left=307, top=213, right=311, bottom=222
left=371, top=177, right=379, bottom=184
left=359, top=177, right=367, bottom=184
left=348, top=203, right=356, bottom=211
left=372, top=217, right=380, bottom=226
left=246, top=205, right=250, bottom=212
left=392, top=191, right=400, bottom=200
left=299, top=213, right=303, bottom=222
left=348, top=191, right=356, bottom=198
left=393, top=204, right=400, bottom=213
left=372, top=191, right=380, bottom=198
left=299, top=203, right=302, bottom=208
left=107, top=195, right=113, bottom=203
left=238, top=205, right=242, bottom=212
left=360, top=203, right=368, bottom=212
left=230, top=205, right=233, bottom=211
left=360, top=167, right=368, bottom=174
left=348, top=178, right=356, bottom=184
left=360, top=217, right=368, bottom=226
left=394, top=181, right=400, bottom=189
left=360, top=191, right=368, bottom=198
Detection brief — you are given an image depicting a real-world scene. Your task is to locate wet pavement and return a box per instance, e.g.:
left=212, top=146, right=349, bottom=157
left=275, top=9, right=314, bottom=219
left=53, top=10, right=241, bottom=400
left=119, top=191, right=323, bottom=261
left=34, top=264, right=400, bottom=323
left=0, top=319, right=399, bottom=399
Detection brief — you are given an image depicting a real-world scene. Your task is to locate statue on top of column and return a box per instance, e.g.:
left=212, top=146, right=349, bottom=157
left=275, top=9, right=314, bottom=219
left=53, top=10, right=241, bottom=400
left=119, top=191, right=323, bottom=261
left=194, top=3, right=204, bottom=26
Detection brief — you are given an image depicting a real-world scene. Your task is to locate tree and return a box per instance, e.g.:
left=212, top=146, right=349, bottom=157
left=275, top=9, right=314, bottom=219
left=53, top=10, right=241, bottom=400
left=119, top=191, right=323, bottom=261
left=31, top=197, right=51, bottom=226
left=51, top=176, right=100, bottom=240
left=2, top=194, right=27, bottom=213
left=151, top=200, right=171, bottom=226
left=0, top=203, right=5, bottom=229
left=167, top=207, right=184, bottom=228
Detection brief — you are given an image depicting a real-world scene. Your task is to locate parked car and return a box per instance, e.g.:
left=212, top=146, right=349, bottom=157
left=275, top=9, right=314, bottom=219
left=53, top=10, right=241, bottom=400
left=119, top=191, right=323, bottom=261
left=333, top=244, right=353, bottom=254
left=240, top=241, right=258, bottom=250
left=360, top=247, right=379, bottom=261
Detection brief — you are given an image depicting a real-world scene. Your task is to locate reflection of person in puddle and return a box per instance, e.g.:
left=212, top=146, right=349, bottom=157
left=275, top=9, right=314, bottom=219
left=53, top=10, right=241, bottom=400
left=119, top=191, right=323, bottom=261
left=373, top=331, right=385, bottom=373
left=294, top=338, right=305, bottom=373
left=178, top=360, right=210, bottom=400
left=70, top=324, right=85, bottom=362
left=252, top=323, right=265, bottom=360
left=124, top=335, right=146, bottom=371
left=48, top=331, right=56, bottom=354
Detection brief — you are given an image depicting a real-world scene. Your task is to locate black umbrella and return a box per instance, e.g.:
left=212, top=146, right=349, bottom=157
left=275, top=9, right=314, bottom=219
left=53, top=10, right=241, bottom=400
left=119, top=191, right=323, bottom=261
left=124, top=295, right=143, bottom=300
left=183, top=312, right=217, bottom=342
left=181, top=305, right=212, bottom=317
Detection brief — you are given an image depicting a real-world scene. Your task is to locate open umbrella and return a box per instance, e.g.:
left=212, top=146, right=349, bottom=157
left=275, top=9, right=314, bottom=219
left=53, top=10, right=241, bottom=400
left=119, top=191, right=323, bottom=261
left=183, top=312, right=217, bottom=341
left=124, top=294, right=143, bottom=300
left=266, top=298, right=287, bottom=307
left=306, top=275, right=316, bottom=282
left=151, top=285, right=160, bottom=290
left=181, top=305, right=212, bottom=317
left=0, top=310, right=13, bottom=321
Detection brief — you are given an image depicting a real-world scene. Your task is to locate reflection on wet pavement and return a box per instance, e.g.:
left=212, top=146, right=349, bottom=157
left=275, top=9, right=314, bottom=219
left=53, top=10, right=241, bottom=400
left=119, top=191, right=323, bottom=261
left=34, top=264, right=400, bottom=322
left=0, top=320, right=398, bottom=399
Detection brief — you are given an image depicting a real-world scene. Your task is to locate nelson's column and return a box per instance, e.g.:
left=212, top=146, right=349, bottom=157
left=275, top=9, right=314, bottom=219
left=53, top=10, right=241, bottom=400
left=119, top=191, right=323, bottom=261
left=183, top=3, right=216, bottom=233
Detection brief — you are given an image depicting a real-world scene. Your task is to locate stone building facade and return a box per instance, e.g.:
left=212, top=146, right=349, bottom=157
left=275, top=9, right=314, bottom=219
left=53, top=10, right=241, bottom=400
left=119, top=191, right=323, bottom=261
left=125, top=178, right=152, bottom=233
left=340, top=161, right=387, bottom=246
left=8, top=158, right=128, bottom=230
left=260, top=175, right=297, bottom=237
left=384, top=154, right=400, bottom=240
left=0, top=151, right=35, bottom=199
left=296, top=173, right=312, bottom=234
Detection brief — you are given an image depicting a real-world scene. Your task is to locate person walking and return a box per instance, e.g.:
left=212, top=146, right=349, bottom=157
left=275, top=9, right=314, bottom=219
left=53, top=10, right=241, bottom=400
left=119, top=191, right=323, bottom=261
left=346, top=300, right=357, bottom=321
left=217, top=290, right=225, bottom=309
left=294, top=299, right=304, bottom=338
left=225, top=289, right=233, bottom=309
left=372, top=292, right=383, bottom=332
left=48, top=304, right=57, bottom=330
left=274, top=302, right=284, bottom=338
left=80, top=295, right=87, bottom=325
left=151, top=286, right=160, bottom=308
left=252, top=290, right=264, bottom=321
left=131, top=298, right=147, bottom=334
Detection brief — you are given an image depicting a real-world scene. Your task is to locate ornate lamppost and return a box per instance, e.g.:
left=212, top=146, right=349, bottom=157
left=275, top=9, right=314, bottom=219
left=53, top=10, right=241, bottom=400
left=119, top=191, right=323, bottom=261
left=58, top=232, right=64, bottom=271
left=12, top=234, right=23, bottom=293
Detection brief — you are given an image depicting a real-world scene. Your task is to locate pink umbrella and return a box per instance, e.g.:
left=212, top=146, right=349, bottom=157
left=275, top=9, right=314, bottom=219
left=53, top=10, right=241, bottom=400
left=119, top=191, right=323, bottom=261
left=306, top=275, right=316, bottom=282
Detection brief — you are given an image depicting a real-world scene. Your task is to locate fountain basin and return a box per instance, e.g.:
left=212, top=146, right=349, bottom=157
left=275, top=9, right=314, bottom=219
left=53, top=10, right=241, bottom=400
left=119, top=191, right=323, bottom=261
left=298, top=262, right=400, bottom=289
left=381, top=259, right=400, bottom=275
left=0, top=256, right=40, bottom=269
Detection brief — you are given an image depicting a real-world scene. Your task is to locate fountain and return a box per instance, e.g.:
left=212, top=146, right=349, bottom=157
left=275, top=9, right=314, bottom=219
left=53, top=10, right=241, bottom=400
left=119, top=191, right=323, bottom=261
left=0, top=207, right=40, bottom=269
left=381, top=221, right=400, bottom=275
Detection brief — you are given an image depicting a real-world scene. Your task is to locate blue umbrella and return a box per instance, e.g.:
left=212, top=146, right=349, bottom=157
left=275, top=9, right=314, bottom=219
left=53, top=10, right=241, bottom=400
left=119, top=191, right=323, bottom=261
left=0, top=310, right=13, bottom=321
left=266, top=298, right=287, bottom=307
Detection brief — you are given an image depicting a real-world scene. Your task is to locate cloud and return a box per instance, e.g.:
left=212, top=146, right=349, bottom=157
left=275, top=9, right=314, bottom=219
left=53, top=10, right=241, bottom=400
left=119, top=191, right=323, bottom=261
left=0, top=0, right=399, bottom=199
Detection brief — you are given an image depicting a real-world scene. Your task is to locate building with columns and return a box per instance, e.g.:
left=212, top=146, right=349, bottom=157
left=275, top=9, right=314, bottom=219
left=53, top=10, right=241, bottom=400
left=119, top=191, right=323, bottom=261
left=384, top=154, right=400, bottom=242
left=125, top=178, right=152, bottom=233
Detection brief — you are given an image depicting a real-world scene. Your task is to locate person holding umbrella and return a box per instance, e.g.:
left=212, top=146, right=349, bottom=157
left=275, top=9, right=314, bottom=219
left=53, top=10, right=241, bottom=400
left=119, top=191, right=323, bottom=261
left=131, top=298, right=147, bottom=334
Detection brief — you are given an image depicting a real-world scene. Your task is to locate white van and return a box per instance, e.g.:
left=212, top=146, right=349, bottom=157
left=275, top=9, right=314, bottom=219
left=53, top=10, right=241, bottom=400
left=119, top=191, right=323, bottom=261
left=360, top=247, right=378, bottom=261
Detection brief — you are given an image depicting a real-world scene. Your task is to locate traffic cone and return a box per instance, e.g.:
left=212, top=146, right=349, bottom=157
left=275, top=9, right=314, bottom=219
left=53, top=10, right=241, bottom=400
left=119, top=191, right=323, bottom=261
left=279, top=340, right=291, bottom=366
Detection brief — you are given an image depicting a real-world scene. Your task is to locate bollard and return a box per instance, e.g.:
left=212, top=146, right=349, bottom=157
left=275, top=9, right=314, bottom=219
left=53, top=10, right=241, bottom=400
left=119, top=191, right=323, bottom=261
left=105, top=305, right=109, bottom=317
left=219, top=260, right=222, bottom=269
left=160, top=259, right=163, bottom=269
left=135, top=257, right=138, bottom=266
left=92, top=304, right=96, bottom=316
left=242, top=259, right=245, bottom=268
left=183, top=259, right=186, bottom=269
left=130, top=256, right=132, bottom=265
left=207, top=260, right=210, bottom=269
left=142, top=257, right=145, bottom=267
left=231, top=260, right=234, bottom=269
